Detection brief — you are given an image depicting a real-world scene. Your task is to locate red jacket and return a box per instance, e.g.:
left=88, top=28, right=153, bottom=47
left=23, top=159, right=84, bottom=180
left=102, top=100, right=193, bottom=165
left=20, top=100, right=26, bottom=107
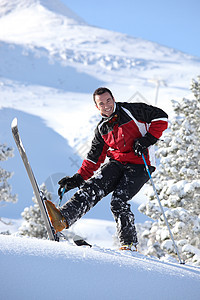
left=78, top=102, right=168, bottom=180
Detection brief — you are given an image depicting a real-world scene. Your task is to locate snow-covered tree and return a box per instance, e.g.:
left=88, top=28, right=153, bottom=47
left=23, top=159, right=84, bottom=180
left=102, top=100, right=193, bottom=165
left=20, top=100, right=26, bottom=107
left=138, top=76, right=200, bottom=265
left=19, top=184, right=50, bottom=239
left=0, top=144, right=17, bottom=208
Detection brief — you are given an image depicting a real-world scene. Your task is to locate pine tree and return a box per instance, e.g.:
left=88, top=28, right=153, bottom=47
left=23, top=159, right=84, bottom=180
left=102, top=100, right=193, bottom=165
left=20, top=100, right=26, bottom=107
left=19, top=184, right=50, bottom=239
left=138, top=76, right=200, bottom=265
left=0, top=144, right=17, bottom=208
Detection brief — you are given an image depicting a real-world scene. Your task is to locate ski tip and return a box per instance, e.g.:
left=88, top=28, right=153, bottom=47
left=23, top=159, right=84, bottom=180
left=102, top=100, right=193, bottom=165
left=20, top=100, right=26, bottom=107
left=11, top=117, right=18, bottom=129
left=73, top=235, right=84, bottom=242
left=73, top=235, right=92, bottom=248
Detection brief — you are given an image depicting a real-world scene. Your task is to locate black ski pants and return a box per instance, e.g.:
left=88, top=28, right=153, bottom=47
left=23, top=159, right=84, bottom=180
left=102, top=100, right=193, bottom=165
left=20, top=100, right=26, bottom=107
left=60, top=159, right=154, bottom=246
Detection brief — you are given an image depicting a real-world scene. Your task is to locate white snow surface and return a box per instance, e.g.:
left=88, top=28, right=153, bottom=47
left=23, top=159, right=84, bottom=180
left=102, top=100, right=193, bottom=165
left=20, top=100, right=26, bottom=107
left=0, top=219, right=200, bottom=300
left=1, top=1, right=200, bottom=298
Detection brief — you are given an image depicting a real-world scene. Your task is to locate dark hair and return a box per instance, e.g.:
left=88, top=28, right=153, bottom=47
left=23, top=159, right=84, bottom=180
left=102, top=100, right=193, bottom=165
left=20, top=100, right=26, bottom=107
left=93, top=87, right=114, bottom=103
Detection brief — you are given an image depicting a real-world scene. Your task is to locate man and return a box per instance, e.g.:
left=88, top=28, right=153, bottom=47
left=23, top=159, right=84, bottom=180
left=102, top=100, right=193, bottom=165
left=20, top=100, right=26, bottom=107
left=45, top=87, right=168, bottom=251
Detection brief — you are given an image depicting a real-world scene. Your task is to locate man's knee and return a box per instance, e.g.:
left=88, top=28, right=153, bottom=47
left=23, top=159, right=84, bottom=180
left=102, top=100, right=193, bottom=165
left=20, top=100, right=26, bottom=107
left=83, top=180, right=105, bottom=198
left=110, top=198, right=123, bottom=214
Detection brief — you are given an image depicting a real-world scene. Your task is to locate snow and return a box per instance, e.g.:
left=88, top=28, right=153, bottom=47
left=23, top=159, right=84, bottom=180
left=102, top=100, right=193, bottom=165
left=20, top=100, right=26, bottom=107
left=1, top=0, right=200, bottom=298
left=11, top=117, right=17, bottom=129
left=1, top=220, right=200, bottom=300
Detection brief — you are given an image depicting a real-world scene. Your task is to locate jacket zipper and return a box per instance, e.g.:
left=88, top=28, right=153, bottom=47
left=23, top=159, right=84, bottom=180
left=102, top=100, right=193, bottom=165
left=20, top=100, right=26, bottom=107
left=122, top=134, right=126, bottom=147
left=112, top=132, right=117, bottom=146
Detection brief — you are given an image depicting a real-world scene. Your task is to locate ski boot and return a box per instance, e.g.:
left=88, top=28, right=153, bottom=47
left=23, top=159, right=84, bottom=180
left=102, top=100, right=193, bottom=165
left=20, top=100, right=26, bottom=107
left=45, top=200, right=68, bottom=233
left=119, top=244, right=137, bottom=252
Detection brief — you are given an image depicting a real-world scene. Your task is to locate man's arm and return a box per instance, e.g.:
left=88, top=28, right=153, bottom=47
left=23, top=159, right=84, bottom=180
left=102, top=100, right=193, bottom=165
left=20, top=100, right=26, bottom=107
left=121, top=102, right=168, bottom=157
left=78, top=127, right=109, bottom=180
left=122, top=102, right=168, bottom=139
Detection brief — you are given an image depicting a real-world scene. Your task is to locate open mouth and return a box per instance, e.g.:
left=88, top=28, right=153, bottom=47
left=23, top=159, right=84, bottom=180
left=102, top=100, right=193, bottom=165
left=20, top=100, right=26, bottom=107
left=105, top=108, right=112, bottom=113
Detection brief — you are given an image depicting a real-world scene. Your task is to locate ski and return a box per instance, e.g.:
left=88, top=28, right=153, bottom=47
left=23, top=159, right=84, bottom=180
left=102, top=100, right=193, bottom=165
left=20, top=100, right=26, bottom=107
left=11, top=118, right=59, bottom=242
left=73, top=235, right=92, bottom=247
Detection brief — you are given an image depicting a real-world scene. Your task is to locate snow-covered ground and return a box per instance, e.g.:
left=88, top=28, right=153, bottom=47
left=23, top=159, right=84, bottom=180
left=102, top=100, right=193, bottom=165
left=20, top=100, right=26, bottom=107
left=1, top=1, right=200, bottom=298
left=1, top=219, right=200, bottom=300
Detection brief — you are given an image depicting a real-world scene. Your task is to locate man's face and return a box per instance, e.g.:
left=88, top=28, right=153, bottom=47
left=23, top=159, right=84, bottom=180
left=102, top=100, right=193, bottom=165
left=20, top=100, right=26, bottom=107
left=95, top=92, right=115, bottom=117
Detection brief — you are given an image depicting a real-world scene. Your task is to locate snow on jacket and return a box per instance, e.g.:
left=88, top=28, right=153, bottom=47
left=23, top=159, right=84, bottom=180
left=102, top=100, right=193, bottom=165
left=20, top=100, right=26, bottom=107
left=78, top=102, right=168, bottom=180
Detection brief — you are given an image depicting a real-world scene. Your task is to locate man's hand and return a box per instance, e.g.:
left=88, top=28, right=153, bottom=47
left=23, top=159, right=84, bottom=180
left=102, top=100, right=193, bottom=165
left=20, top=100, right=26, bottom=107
left=133, top=138, right=148, bottom=157
left=133, top=133, right=158, bottom=157
left=58, top=173, right=84, bottom=197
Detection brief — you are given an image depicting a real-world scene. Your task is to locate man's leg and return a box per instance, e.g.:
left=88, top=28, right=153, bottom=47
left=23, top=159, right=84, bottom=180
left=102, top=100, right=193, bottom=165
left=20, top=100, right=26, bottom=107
left=59, top=160, right=124, bottom=227
left=110, top=164, right=154, bottom=246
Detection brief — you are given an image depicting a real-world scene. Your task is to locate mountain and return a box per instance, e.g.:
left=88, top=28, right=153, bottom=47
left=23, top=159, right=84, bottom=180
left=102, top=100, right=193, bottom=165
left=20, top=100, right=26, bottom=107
left=0, top=0, right=85, bottom=23
left=0, top=0, right=199, bottom=102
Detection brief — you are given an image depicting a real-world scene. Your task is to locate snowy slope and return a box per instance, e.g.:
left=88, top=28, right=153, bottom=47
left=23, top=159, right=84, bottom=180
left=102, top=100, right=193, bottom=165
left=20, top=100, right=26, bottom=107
left=0, top=0, right=85, bottom=23
left=0, top=0, right=200, bottom=105
left=0, top=232, right=200, bottom=300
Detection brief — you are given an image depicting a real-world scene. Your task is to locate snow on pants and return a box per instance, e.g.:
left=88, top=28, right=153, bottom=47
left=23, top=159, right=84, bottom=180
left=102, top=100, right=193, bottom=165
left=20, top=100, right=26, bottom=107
left=60, top=160, right=155, bottom=246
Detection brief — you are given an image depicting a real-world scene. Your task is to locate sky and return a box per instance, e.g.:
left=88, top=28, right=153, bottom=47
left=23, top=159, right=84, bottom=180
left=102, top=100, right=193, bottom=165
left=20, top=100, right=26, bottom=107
left=61, top=0, right=200, bottom=58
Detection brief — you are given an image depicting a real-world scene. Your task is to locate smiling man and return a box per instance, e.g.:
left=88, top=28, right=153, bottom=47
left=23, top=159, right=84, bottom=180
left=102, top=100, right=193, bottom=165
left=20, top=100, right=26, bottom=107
left=95, top=90, right=116, bottom=117
left=45, top=87, right=168, bottom=251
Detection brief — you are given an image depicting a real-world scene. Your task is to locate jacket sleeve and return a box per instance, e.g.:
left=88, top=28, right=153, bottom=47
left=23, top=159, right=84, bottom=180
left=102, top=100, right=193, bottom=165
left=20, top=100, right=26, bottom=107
left=77, top=127, right=109, bottom=180
left=122, top=102, right=168, bottom=139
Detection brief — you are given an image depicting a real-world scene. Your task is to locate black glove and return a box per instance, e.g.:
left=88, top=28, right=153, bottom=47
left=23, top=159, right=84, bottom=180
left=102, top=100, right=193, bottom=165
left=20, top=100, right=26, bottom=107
left=58, top=173, right=84, bottom=197
left=133, top=132, right=158, bottom=157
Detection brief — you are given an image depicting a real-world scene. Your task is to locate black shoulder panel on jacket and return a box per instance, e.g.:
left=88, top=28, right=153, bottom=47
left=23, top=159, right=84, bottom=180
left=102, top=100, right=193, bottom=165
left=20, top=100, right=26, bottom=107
left=118, top=102, right=168, bottom=123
